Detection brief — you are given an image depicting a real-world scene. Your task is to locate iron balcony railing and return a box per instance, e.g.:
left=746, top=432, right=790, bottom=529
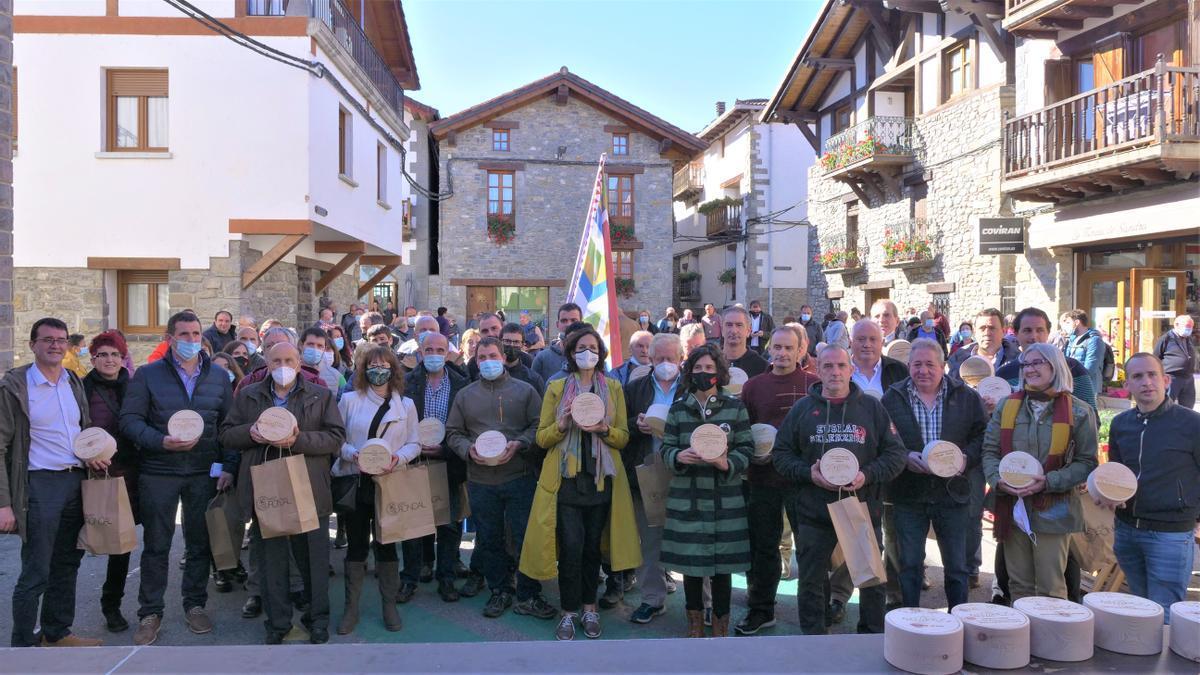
left=309, top=0, right=405, bottom=117
left=820, top=116, right=918, bottom=173
left=882, top=218, right=935, bottom=265
left=817, top=234, right=868, bottom=272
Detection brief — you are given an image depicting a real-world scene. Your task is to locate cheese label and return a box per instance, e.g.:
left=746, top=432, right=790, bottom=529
left=418, top=418, right=446, bottom=447
left=952, top=603, right=1029, bottom=630
left=922, top=440, right=963, bottom=478
left=690, top=423, right=728, bottom=461
left=821, top=447, right=860, bottom=486
left=1089, top=462, right=1138, bottom=502
left=168, top=409, right=205, bottom=443
left=1015, top=596, right=1093, bottom=622
left=1084, top=592, right=1162, bottom=617
left=884, top=339, right=912, bottom=364
left=887, top=608, right=962, bottom=634
left=570, top=392, right=606, bottom=428
left=475, top=431, right=507, bottom=461
left=356, top=440, right=393, bottom=475
left=1173, top=601, right=1200, bottom=622
left=256, top=407, right=297, bottom=444
left=73, top=427, right=117, bottom=461
left=999, top=451, right=1043, bottom=489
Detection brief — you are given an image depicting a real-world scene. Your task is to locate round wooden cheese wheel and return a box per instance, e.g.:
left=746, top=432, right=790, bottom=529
left=726, top=367, right=749, bottom=394
left=1013, top=596, right=1095, bottom=662
left=999, top=451, right=1043, bottom=489
left=959, top=355, right=994, bottom=387
left=951, top=602, right=1031, bottom=670
left=474, top=431, right=508, bottom=466
left=884, top=339, right=912, bottom=364
left=751, top=423, right=777, bottom=457
left=418, top=417, right=446, bottom=447
left=168, top=409, right=205, bottom=443
left=356, top=439, right=393, bottom=476
left=820, top=447, right=860, bottom=486
left=976, top=376, right=1013, bottom=405
left=570, top=392, right=606, bottom=427
left=400, top=354, right=418, bottom=370
left=1083, top=591, right=1164, bottom=656
left=256, top=407, right=298, bottom=444
left=814, top=341, right=828, bottom=354
left=644, top=404, right=670, bottom=439
left=73, top=427, right=117, bottom=462
left=883, top=607, right=964, bottom=675
left=1087, top=462, right=1138, bottom=503
left=690, top=423, right=728, bottom=461
left=629, top=364, right=652, bottom=382
left=1169, top=601, right=1200, bottom=662
left=922, top=440, right=964, bottom=478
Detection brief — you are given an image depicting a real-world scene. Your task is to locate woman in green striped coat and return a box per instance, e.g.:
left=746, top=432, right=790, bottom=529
left=660, top=344, right=753, bottom=638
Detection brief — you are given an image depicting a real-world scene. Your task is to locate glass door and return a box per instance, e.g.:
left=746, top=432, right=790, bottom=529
left=1126, top=268, right=1188, bottom=356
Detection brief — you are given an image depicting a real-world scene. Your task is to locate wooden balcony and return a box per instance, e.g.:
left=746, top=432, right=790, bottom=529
left=820, top=116, right=918, bottom=204
left=704, top=203, right=742, bottom=239
left=1003, top=62, right=1200, bottom=203
left=1003, top=0, right=1119, bottom=38
left=673, top=162, right=704, bottom=201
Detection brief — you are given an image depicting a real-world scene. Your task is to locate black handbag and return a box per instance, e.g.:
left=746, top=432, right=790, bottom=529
left=331, top=396, right=392, bottom=513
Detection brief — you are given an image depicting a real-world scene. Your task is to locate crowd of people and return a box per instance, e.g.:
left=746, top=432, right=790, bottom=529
left=0, top=296, right=1196, bottom=648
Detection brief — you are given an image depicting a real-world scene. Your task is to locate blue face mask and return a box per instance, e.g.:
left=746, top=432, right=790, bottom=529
left=801, top=313, right=812, bottom=322
left=423, top=354, right=446, bottom=373
left=1179, top=327, right=1194, bottom=338
left=923, top=319, right=935, bottom=331
left=77, top=347, right=89, bottom=358
left=226, top=369, right=236, bottom=383
left=478, top=359, right=505, bottom=381
left=242, top=339, right=259, bottom=354
left=333, top=337, right=345, bottom=350
left=959, top=330, right=973, bottom=340
left=174, top=339, right=202, bottom=361
left=302, top=346, right=323, bottom=367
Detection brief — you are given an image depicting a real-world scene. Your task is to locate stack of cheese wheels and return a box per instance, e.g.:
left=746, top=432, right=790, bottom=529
left=73, top=427, right=118, bottom=463
left=999, top=451, right=1043, bottom=489
left=884, top=339, right=912, bottom=364
left=883, top=607, right=964, bottom=675
left=690, top=423, right=728, bottom=461
left=570, top=392, right=606, bottom=428
left=922, top=440, right=964, bottom=478
left=418, top=417, right=446, bottom=448
left=726, top=367, right=749, bottom=395
left=474, top=431, right=508, bottom=466
left=629, top=364, right=652, bottom=382
left=1169, top=601, right=1200, bottom=662
left=750, top=423, right=776, bottom=458
left=1013, top=596, right=1095, bottom=662
left=976, top=376, right=1013, bottom=406
left=951, top=603, right=1031, bottom=670
left=168, top=409, right=205, bottom=444
left=959, top=355, right=995, bottom=387
left=256, top=407, right=298, bottom=444
left=356, top=439, right=393, bottom=476
left=644, top=404, right=670, bottom=439
left=1083, top=592, right=1164, bottom=655
left=820, top=447, right=859, bottom=486
left=1087, top=462, right=1138, bottom=503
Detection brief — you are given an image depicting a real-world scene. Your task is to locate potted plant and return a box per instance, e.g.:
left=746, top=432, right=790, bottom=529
left=717, top=268, right=736, bottom=285
left=610, top=221, right=636, bottom=244
left=815, top=248, right=860, bottom=271
left=697, top=196, right=740, bottom=215
left=883, top=228, right=933, bottom=266
left=486, top=215, right=515, bottom=245
left=615, top=277, right=636, bottom=298
left=677, top=270, right=700, bottom=282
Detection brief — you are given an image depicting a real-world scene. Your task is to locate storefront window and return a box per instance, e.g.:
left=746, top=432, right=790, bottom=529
left=495, top=286, right=548, bottom=329
left=1084, top=249, right=1146, bottom=269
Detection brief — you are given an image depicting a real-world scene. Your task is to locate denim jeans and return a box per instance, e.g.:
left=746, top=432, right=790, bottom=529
left=467, top=476, right=541, bottom=601
left=794, top=519, right=885, bottom=635
left=893, top=502, right=969, bottom=609
left=1113, top=519, right=1196, bottom=622
left=137, top=473, right=214, bottom=619
left=11, top=470, right=85, bottom=647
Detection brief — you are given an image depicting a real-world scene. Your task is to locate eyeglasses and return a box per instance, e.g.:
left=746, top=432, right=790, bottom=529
left=1020, top=359, right=1049, bottom=370
left=34, top=338, right=70, bottom=346
left=92, top=351, right=123, bottom=360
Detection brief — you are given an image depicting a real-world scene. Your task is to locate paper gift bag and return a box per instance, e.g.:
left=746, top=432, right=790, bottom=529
left=251, top=452, right=319, bottom=539
left=1070, top=491, right=1116, bottom=574
left=78, top=474, right=137, bottom=555
left=374, top=465, right=436, bottom=545
left=206, top=491, right=246, bottom=571
left=827, top=494, right=886, bottom=588
left=458, top=482, right=471, bottom=521
left=427, top=461, right=453, bottom=527
left=636, top=458, right=672, bottom=528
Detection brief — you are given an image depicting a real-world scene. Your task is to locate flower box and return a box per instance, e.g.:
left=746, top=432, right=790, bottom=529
left=487, top=215, right=515, bottom=245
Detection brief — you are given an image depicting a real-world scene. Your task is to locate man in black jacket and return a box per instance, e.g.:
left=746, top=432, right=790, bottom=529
left=772, top=345, right=906, bottom=635
left=1104, top=353, right=1200, bottom=616
left=880, top=339, right=987, bottom=610
left=1153, top=315, right=1197, bottom=409
left=799, top=304, right=824, bottom=357
left=405, top=331, right=471, bottom=603
left=119, top=311, right=234, bottom=646
left=202, top=310, right=236, bottom=354
left=747, top=300, right=775, bottom=355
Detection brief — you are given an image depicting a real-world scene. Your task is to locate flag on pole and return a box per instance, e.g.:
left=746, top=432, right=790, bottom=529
left=567, top=154, right=624, bottom=368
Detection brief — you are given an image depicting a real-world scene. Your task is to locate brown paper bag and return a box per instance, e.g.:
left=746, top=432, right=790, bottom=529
left=78, top=475, right=137, bottom=555
left=427, top=461, right=453, bottom=527
left=636, top=458, right=672, bottom=528
left=1071, top=492, right=1116, bottom=574
left=206, top=491, right=245, bottom=571
left=827, top=494, right=886, bottom=588
left=251, top=452, right=319, bottom=539
left=458, top=482, right=471, bottom=521
left=374, top=465, right=436, bottom=544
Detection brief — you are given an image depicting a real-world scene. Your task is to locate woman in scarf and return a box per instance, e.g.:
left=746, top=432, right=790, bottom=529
left=659, top=344, right=753, bottom=638
left=981, top=342, right=1097, bottom=601
left=523, top=324, right=638, bottom=641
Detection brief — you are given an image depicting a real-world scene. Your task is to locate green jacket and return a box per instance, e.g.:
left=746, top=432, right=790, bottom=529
left=659, top=390, right=753, bottom=577
left=981, top=393, right=1098, bottom=535
left=0, top=365, right=90, bottom=541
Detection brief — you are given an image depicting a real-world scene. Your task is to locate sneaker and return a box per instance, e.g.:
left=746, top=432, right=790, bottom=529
left=621, top=574, right=637, bottom=593
left=555, top=613, right=577, bottom=641
left=582, top=610, right=602, bottom=639
left=734, top=609, right=776, bottom=635
left=40, top=633, right=103, bottom=647
left=482, top=591, right=513, bottom=618
left=133, top=615, right=161, bottom=646
left=514, top=594, right=557, bottom=620
left=703, top=607, right=712, bottom=627
left=629, top=602, right=666, bottom=624
left=396, top=582, right=417, bottom=604
left=460, top=572, right=486, bottom=598
left=826, top=599, right=846, bottom=627
left=214, top=574, right=233, bottom=593
left=102, top=607, right=129, bottom=633
left=242, top=595, right=263, bottom=619
left=184, top=607, right=213, bottom=634
left=664, top=573, right=677, bottom=594
left=990, top=593, right=1010, bottom=607
left=309, top=627, right=329, bottom=644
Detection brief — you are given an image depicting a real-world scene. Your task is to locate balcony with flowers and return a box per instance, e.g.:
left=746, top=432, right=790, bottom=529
left=819, top=116, right=918, bottom=180
left=882, top=218, right=937, bottom=269
left=816, top=236, right=865, bottom=275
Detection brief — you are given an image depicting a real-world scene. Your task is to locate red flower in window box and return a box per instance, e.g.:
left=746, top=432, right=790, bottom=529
left=487, top=215, right=516, bottom=245
left=610, top=222, right=636, bottom=244
left=615, top=277, right=636, bottom=299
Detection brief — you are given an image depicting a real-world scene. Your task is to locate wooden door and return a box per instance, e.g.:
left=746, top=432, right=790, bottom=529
left=466, top=286, right=495, bottom=325
left=1093, top=35, right=1128, bottom=147
left=1128, top=268, right=1188, bottom=355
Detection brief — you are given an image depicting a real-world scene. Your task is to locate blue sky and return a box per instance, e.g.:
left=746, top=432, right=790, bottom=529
left=403, top=0, right=821, bottom=133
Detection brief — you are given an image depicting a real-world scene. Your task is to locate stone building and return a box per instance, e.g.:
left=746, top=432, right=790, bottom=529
left=426, top=68, right=706, bottom=329
left=671, top=99, right=813, bottom=319
left=12, top=0, right=419, bottom=363
left=0, top=0, right=11, bottom=372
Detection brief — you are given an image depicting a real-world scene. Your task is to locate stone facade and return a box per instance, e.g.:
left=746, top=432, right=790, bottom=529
left=430, top=94, right=675, bottom=321
left=0, top=0, right=11, bottom=372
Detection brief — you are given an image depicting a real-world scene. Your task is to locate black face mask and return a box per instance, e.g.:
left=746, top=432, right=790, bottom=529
left=234, top=356, right=250, bottom=370
left=503, top=345, right=522, bottom=363
left=689, top=371, right=718, bottom=392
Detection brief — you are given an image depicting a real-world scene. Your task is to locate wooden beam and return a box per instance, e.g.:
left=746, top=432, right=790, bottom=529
left=556, top=84, right=570, bottom=106
left=658, top=138, right=673, bottom=155
left=850, top=0, right=897, bottom=59
left=1062, top=181, right=1109, bottom=197
left=229, top=219, right=312, bottom=235
left=1038, top=17, right=1083, bottom=29
left=967, top=8, right=1005, bottom=55
left=294, top=255, right=334, bottom=272
left=793, top=121, right=821, bottom=153
left=360, top=255, right=403, bottom=265
left=804, top=57, right=856, bottom=70
left=315, top=252, right=362, bottom=295
left=1121, top=167, right=1173, bottom=184
left=1090, top=174, right=1140, bottom=189
left=358, top=264, right=399, bottom=298
left=846, top=180, right=873, bottom=205
left=887, top=0, right=942, bottom=13
left=87, top=257, right=181, bottom=270
left=1061, top=4, right=1113, bottom=19
left=242, top=233, right=306, bottom=289
left=1018, top=29, right=1059, bottom=39
left=313, top=240, right=367, bottom=254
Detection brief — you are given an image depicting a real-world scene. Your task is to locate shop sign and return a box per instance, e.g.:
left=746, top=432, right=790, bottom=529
left=978, top=217, right=1026, bottom=255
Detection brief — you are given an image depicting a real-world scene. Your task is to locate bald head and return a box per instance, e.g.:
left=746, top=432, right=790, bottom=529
left=267, top=341, right=298, bottom=361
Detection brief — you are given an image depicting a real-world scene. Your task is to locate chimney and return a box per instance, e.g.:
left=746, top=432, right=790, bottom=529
left=716, top=101, right=726, bottom=116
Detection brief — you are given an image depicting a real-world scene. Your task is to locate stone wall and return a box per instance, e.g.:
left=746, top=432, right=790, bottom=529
left=0, top=0, right=11, bottom=372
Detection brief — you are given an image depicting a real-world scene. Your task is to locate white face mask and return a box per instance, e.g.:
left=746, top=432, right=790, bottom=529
left=653, top=361, right=679, bottom=381
left=322, top=351, right=334, bottom=368
left=271, top=366, right=297, bottom=387
left=574, top=350, right=600, bottom=370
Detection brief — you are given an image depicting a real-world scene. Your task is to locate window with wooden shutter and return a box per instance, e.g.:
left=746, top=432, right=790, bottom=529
left=107, top=69, right=168, bottom=152
left=118, top=270, right=170, bottom=333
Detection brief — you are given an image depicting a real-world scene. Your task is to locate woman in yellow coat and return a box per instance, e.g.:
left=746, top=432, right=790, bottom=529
left=520, top=324, right=641, bottom=641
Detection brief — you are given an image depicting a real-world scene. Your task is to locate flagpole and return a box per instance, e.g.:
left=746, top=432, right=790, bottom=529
left=598, top=159, right=623, bottom=368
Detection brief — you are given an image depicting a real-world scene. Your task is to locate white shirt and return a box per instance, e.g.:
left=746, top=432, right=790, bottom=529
left=750, top=314, right=763, bottom=347
left=851, top=358, right=885, bottom=399
left=333, top=389, right=421, bottom=477
left=26, top=366, right=82, bottom=470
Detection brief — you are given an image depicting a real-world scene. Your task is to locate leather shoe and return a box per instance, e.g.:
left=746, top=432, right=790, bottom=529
left=264, top=631, right=285, bottom=645
left=102, top=607, right=129, bottom=633
left=185, top=607, right=213, bottom=634
left=459, top=572, right=486, bottom=598
left=309, top=627, right=329, bottom=644
left=133, top=615, right=161, bottom=646
left=242, top=595, right=263, bottom=619
left=41, top=633, right=103, bottom=647
left=438, top=579, right=460, bottom=602
left=419, top=565, right=434, bottom=584
left=396, top=582, right=417, bottom=604
left=214, top=575, right=233, bottom=593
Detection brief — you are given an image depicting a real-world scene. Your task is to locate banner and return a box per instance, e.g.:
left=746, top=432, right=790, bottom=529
left=566, top=154, right=624, bottom=368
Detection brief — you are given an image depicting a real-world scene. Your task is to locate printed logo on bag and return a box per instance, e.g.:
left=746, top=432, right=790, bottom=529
left=257, top=496, right=294, bottom=510
left=85, top=514, right=114, bottom=526
left=385, top=500, right=429, bottom=515
left=810, top=423, right=867, bottom=445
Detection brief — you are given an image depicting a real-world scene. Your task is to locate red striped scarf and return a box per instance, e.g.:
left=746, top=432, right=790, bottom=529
left=994, top=390, right=1073, bottom=542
